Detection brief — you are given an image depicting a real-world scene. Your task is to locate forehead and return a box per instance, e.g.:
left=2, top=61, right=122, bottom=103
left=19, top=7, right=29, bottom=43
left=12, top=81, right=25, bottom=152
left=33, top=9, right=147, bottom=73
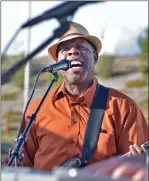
left=59, top=37, right=92, bottom=47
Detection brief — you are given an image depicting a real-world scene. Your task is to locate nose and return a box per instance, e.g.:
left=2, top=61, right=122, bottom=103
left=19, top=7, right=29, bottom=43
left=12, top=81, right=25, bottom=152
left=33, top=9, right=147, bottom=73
left=67, top=48, right=80, bottom=57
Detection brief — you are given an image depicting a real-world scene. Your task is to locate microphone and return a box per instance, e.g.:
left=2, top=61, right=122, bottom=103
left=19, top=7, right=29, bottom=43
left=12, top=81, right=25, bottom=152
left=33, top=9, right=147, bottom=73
left=42, top=59, right=71, bottom=73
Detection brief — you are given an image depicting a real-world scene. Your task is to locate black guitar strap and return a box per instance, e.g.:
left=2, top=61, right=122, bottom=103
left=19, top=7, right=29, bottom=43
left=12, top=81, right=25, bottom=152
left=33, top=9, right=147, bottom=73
left=81, top=83, right=109, bottom=166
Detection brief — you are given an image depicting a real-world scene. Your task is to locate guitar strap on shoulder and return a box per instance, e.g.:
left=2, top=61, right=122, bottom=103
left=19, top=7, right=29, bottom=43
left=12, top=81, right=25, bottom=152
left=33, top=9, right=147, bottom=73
left=81, top=83, right=109, bottom=166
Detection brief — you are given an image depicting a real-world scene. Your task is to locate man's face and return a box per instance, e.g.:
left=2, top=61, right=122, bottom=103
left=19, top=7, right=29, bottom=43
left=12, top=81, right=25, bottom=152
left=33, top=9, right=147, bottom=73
left=57, top=38, right=97, bottom=84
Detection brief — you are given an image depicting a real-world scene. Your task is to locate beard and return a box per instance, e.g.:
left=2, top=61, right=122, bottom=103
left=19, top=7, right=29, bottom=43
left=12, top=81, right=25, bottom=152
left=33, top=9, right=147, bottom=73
left=61, top=72, right=83, bottom=85
left=60, top=68, right=95, bottom=85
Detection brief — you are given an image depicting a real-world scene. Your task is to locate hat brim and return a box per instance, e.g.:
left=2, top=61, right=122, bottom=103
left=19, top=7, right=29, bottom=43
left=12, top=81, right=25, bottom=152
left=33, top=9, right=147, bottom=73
left=48, top=34, right=102, bottom=61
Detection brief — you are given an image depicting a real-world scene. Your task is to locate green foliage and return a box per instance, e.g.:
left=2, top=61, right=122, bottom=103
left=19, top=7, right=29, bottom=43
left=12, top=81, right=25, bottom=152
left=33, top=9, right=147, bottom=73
left=2, top=53, right=42, bottom=88
left=11, top=67, right=25, bottom=88
left=138, top=54, right=148, bottom=74
left=2, top=53, right=26, bottom=88
left=1, top=143, right=13, bottom=166
left=126, top=78, right=148, bottom=88
left=141, top=38, right=148, bottom=54
left=95, top=55, right=115, bottom=78
left=54, top=72, right=64, bottom=87
left=1, top=55, right=10, bottom=66
left=38, top=72, right=64, bottom=88
left=10, top=63, right=64, bottom=89
left=138, top=27, right=148, bottom=54
left=140, top=99, right=148, bottom=121
left=2, top=52, right=25, bottom=72
left=137, top=27, right=148, bottom=75
left=2, top=111, right=22, bottom=146
left=2, top=91, right=20, bottom=101
left=3, top=110, right=22, bottom=122
left=140, top=99, right=148, bottom=110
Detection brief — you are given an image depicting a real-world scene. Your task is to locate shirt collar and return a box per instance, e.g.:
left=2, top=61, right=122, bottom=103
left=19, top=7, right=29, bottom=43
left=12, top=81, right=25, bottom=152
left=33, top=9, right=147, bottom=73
left=81, top=77, right=98, bottom=107
left=53, top=77, right=98, bottom=108
left=52, top=81, right=66, bottom=102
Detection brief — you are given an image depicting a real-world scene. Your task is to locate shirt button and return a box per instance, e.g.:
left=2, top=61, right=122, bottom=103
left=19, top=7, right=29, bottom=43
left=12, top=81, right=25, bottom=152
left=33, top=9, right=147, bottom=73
left=72, top=120, right=77, bottom=124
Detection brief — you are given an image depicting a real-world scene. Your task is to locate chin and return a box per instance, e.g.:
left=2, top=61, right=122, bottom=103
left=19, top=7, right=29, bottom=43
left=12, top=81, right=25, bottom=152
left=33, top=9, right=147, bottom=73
left=69, top=79, right=83, bottom=84
left=67, top=76, right=84, bottom=84
left=63, top=72, right=89, bottom=85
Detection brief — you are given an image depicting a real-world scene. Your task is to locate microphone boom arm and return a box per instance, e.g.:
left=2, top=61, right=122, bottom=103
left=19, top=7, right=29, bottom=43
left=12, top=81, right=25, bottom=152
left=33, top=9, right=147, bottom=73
left=1, top=19, right=71, bottom=85
left=21, top=1, right=102, bottom=28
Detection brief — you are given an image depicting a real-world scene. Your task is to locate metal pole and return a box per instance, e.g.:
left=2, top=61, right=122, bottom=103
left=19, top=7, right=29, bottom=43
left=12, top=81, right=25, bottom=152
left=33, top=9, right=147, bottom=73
left=23, top=1, right=32, bottom=111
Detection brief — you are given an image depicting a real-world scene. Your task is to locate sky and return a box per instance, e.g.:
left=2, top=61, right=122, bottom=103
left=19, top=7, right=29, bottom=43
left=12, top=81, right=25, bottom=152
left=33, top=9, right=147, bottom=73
left=1, top=1, right=148, bottom=57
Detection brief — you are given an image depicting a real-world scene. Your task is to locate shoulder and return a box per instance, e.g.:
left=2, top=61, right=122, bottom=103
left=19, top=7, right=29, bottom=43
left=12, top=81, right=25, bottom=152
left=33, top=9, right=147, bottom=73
left=108, top=87, right=139, bottom=113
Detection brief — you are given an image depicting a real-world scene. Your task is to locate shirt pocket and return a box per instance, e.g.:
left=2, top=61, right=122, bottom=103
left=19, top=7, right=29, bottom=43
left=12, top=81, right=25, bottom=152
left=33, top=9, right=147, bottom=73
left=92, top=133, right=117, bottom=161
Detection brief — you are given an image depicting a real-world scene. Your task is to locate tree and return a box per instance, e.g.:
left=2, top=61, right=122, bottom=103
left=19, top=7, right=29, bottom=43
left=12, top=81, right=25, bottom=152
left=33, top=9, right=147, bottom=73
left=138, top=27, right=148, bottom=54
left=137, top=27, right=148, bottom=74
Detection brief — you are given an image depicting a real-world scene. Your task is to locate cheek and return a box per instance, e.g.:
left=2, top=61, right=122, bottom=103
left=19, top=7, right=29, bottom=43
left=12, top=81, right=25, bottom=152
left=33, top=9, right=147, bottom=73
left=85, top=54, right=95, bottom=66
left=85, top=51, right=94, bottom=60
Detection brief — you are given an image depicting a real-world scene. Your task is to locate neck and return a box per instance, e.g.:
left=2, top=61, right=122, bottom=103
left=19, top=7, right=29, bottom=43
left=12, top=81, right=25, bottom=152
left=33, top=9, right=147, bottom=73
left=64, top=79, right=93, bottom=99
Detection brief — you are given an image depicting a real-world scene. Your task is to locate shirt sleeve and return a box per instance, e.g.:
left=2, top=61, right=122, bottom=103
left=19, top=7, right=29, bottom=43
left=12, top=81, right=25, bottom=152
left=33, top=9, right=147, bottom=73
left=117, top=100, right=148, bottom=154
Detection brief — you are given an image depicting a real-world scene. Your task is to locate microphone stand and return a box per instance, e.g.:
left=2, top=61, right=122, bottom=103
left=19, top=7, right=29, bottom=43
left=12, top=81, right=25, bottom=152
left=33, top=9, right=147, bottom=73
left=7, top=72, right=58, bottom=166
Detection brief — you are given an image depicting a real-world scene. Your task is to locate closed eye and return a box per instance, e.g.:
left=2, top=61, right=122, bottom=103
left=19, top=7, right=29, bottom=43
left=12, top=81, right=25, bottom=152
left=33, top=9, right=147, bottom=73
left=78, top=46, right=87, bottom=51
left=60, top=48, right=69, bottom=53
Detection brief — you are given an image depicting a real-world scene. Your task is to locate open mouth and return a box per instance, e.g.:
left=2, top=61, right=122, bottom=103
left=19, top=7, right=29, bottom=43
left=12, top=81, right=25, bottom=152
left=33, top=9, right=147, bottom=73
left=69, top=60, right=84, bottom=72
left=71, top=60, right=83, bottom=68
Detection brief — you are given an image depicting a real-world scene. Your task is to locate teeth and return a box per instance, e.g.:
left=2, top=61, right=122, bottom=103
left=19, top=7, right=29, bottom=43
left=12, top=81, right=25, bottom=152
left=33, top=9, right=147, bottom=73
left=71, top=61, right=82, bottom=65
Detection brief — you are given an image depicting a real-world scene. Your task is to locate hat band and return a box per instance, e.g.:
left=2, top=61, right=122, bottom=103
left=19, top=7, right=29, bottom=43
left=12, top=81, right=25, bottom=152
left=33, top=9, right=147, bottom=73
left=58, top=33, right=86, bottom=42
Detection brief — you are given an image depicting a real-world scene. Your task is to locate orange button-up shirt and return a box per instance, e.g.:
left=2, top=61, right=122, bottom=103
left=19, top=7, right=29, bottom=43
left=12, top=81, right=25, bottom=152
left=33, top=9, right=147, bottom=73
left=10, top=78, right=148, bottom=171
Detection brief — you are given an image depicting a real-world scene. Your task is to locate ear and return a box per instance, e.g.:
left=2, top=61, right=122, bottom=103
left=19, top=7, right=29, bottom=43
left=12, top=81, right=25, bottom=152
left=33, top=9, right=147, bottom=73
left=93, top=51, right=98, bottom=64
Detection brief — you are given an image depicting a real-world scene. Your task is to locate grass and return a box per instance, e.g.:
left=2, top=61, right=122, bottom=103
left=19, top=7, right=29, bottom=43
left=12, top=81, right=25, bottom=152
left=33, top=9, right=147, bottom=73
left=139, top=99, right=148, bottom=122
left=126, top=78, right=148, bottom=88
left=2, top=91, right=20, bottom=101
left=95, top=55, right=115, bottom=78
left=140, top=99, right=148, bottom=110
left=11, top=67, right=25, bottom=88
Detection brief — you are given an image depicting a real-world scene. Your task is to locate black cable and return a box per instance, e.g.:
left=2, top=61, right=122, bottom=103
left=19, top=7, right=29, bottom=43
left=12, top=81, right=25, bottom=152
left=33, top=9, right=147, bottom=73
left=15, top=68, right=45, bottom=141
